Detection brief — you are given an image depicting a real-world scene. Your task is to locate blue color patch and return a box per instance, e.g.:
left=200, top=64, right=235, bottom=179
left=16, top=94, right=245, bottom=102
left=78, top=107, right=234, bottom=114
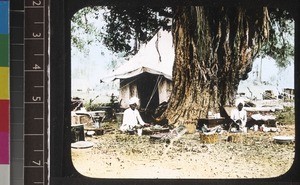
left=0, top=1, right=9, bottom=34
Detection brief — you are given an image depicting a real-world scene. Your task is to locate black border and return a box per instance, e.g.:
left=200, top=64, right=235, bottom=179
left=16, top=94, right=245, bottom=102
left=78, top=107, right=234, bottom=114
left=50, top=0, right=300, bottom=184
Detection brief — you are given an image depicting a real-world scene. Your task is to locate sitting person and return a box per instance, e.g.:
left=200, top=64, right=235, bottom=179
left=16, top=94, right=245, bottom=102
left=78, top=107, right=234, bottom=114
left=120, top=97, right=150, bottom=132
left=230, top=100, right=247, bottom=132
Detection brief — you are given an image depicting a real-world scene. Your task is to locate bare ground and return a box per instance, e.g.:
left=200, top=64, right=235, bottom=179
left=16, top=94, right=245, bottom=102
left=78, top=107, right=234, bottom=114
left=71, top=124, right=295, bottom=179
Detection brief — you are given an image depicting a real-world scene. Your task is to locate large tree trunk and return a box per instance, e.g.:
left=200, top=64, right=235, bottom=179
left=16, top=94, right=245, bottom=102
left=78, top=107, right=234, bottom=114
left=165, top=6, right=269, bottom=125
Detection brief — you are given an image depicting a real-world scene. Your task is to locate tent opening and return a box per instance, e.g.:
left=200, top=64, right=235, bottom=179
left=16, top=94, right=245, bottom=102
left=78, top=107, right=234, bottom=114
left=136, top=73, right=160, bottom=110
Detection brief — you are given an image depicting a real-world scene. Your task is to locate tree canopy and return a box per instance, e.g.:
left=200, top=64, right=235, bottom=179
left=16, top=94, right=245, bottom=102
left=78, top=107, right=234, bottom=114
left=71, top=6, right=294, bottom=68
left=258, top=8, right=294, bottom=67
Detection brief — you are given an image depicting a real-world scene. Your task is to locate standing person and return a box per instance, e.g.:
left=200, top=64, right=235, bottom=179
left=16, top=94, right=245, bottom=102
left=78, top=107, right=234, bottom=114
left=230, top=100, right=247, bottom=132
left=120, top=97, right=150, bottom=132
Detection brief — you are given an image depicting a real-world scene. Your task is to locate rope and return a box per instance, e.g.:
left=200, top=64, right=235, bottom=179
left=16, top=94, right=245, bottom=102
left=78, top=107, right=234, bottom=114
left=145, top=75, right=163, bottom=110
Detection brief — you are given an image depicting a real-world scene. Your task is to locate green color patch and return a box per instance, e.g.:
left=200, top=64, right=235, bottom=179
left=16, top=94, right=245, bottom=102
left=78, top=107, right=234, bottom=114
left=0, top=34, right=9, bottom=67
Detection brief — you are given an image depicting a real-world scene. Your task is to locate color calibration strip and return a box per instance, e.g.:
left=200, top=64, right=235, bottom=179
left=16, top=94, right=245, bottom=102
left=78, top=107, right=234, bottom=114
left=0, top=0, right=10, bottom=185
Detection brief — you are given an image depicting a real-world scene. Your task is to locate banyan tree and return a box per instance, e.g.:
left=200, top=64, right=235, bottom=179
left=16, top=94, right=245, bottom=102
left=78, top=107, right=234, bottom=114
left=166, top=6, right=269, bottom=124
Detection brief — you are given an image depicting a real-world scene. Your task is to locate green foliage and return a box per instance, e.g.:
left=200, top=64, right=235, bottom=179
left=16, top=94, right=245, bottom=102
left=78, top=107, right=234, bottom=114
left=71, top=6, right=104, bottom=54
left=258, top=8, right=294, bottom=68
left=71, top=6, right=171, bottom=56
left=102, top=6, right=171, bottom=56
left=275, top=106, right=295, bottom=125
left=84, top=102, right=110, bottom=111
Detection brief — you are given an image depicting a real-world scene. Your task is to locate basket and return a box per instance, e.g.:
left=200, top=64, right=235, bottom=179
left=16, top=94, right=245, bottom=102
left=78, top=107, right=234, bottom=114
left=227, top=134, right=243, bottom=143
left=199, top=133, right=219, bottom=144
left=183, top=120, right=197, bottom=134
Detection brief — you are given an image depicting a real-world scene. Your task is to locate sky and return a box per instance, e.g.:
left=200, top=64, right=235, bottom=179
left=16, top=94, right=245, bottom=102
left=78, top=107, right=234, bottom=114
left=71, top=8, right=295, bottom=103
left=244, top=57, right=294, bottom=89
left=71, top=41, right=123, bottom=103
left=238, top=57, right=294, bottom=99
left=71, top=8, right=125, bottom=102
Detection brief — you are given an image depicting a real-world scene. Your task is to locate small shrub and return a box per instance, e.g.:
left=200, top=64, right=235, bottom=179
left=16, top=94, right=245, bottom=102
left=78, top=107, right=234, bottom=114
left=84, top=103, right=109, bottom=111
left=275, top=106, right=295, bottom=125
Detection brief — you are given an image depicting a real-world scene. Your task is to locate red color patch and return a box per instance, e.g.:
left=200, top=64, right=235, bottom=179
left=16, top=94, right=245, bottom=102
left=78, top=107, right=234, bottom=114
left=0, top=100, right=9, bottom=132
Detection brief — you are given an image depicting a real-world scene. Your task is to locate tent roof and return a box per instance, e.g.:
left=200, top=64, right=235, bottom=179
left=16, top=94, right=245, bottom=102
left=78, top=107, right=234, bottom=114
left=112, top=66, right=172, bottom=80
left=107, top=29, right=174, bottom=81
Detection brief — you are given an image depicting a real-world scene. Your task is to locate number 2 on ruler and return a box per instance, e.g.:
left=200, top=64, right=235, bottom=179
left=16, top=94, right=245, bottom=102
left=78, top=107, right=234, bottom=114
left=33, top=0, right=41, bottom=6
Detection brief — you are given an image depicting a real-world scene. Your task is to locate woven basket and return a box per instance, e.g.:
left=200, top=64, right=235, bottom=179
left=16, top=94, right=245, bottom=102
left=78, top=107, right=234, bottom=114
left=227, top=134, right=243, bottom=143
left=199, top=133, right=219, bottom=144
left=183, top=120, right=197, bottom=134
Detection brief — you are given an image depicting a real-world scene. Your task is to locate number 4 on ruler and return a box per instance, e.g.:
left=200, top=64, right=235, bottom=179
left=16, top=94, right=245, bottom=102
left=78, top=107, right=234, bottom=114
left=33, top=64, right=41, bottom=70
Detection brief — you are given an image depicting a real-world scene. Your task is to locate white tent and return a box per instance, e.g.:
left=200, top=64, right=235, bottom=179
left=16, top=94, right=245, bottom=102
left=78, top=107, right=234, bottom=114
left=112, top=29, right=174, bottom=80
left=108, top=29, right=175, bottom=109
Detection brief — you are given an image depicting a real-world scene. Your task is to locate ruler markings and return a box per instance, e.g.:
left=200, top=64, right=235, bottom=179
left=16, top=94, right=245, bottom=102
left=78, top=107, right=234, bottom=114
left=25, top=70, right=44, bottom=72
left=24, top=134, right=44, bottom=136
left=10, top=10, right=25, bottom=13
left=24, top=6, right=43, bottom=9
left=24, top=166, right=44, bottom=168
left=10, top=106, right=24, bottom=109
left=24, top=102, right=43, bottom=104
left=11, top=43, right=24, bottom=46
left=11, top=59, right=24, bottom=62
left=24, top=1, right=48, bottom=184
left=24, top=38, right=44, bottom=40
left=42, top=2, right=47, bottom=182
left=42, top=3, right=46, bottom=184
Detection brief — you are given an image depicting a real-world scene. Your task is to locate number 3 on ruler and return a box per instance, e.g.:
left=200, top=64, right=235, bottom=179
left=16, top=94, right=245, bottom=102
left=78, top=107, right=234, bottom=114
left=32, top=96, right=41, bottom=101
left=33, top=0, right=41, bottom=6
left=33, top=32, right=41, bottom=38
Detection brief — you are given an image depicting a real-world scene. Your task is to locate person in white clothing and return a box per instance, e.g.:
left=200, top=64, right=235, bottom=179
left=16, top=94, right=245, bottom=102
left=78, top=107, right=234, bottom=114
left=120, top=97, right=150, bottom=132
left=230, top=100, right=247, bottom=131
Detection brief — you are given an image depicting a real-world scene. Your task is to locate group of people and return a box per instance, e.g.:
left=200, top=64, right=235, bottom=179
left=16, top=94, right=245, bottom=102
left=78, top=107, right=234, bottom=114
left=119, top=96, right=248, bottom=133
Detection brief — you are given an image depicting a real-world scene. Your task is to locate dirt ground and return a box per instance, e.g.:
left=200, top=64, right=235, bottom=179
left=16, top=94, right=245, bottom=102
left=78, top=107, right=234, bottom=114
left=71, top=123, right=295, bottom=179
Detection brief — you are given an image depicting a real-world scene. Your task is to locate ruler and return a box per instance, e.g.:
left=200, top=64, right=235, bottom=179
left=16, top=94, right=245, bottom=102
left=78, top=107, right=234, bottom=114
left=24, top=0, right=48, bottom=184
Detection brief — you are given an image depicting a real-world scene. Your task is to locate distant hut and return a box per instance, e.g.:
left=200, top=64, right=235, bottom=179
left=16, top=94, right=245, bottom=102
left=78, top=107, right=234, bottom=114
left=283, top=88, right=295, bottom=100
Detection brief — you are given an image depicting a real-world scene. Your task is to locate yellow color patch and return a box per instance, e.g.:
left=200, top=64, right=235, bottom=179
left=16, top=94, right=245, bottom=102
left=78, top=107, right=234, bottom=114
left=0, top=67, right=9, bottom=99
